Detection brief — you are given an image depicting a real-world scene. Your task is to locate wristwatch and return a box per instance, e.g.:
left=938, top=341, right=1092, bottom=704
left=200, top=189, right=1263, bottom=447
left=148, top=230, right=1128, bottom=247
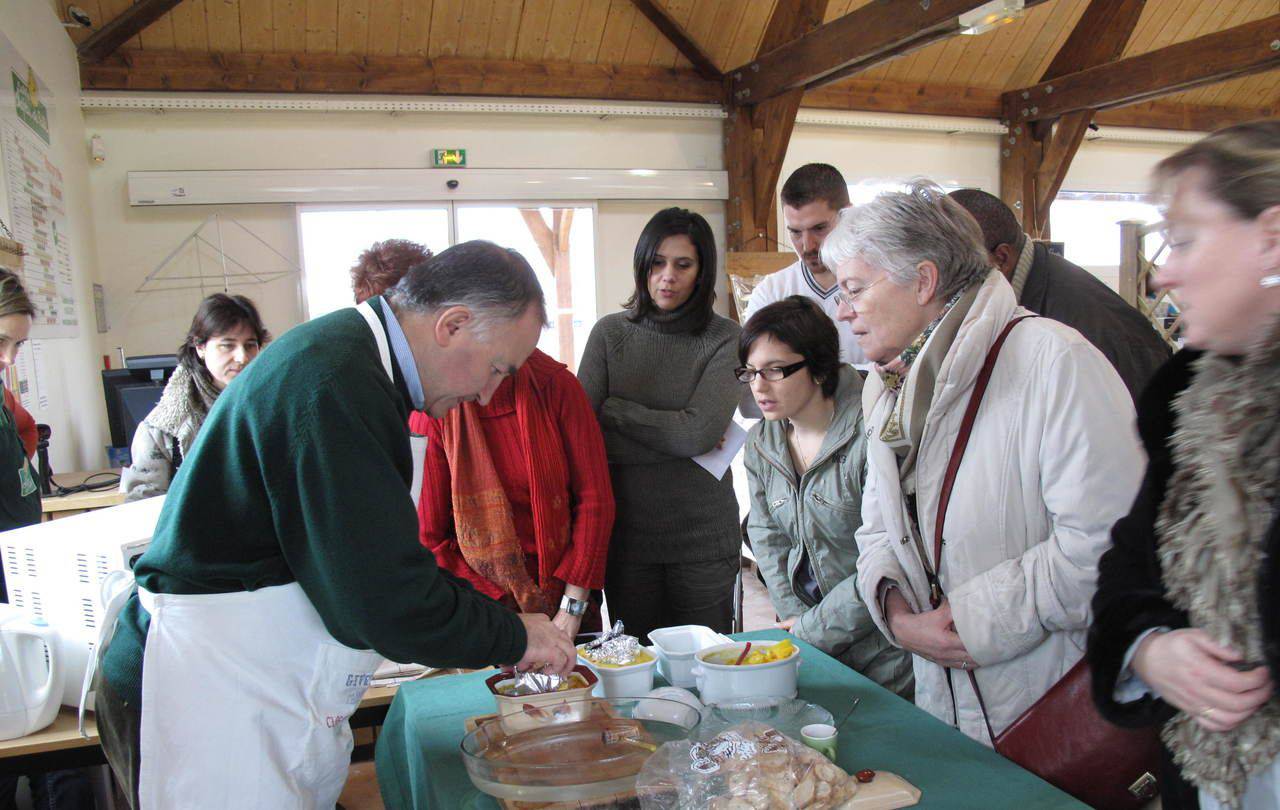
left=559, top=594, right=589, bottom=617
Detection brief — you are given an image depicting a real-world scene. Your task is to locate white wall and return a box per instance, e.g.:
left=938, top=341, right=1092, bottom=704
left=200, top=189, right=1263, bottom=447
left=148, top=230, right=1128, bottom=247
left=82, top=108, right=729, bottom=362
left=0, top=1, right=107, bottom=472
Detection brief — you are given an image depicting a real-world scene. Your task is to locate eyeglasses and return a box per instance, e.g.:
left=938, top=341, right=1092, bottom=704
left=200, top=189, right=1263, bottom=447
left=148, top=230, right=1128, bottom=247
left=832, top=276, right=888, bottom=308
left=735, top=360, right=808, bottom=384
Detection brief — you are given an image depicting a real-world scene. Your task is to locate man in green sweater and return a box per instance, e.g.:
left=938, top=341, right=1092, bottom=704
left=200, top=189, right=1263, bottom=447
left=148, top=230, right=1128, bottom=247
left=93, top=241, right=575, bottom=809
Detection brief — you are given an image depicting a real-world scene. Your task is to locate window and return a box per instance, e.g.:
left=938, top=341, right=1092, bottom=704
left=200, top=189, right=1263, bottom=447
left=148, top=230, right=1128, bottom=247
left=298, top=205, right=449, bottom=320
left=455, top=205, right=596, bottom=371
left=1049, top=192, right=1163, bottom=270
left=297, top=202, right=597, bottom=368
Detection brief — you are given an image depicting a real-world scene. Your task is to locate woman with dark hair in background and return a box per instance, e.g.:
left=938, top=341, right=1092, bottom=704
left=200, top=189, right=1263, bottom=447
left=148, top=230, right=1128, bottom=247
left=1089, top=120, right=1280, bottom=810
left=577, top=207, right=742, bottom=642
left=120, top=293, right=270, bottom=501
left=740, top=296, right=913, bottom=697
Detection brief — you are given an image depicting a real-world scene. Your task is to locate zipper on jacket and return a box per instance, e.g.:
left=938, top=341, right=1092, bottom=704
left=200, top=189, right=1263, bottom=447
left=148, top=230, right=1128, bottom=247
left=757, top=448, right=825, bottom=603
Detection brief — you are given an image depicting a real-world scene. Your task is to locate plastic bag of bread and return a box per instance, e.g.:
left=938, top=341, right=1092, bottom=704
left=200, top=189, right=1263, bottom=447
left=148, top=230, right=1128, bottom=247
left=636, top=721, right=860, bottom=809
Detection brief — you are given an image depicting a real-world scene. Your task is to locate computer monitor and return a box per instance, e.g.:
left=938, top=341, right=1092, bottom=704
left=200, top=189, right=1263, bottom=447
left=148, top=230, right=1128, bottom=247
left=102, top=356, right=179, bottom=451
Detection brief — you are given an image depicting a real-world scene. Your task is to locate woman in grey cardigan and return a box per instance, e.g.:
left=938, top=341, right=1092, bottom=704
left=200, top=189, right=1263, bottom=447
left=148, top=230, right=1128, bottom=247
left=577, top=208, right=742, bottom=643
left=741, top=296, right=913, bottom=697
left=120, top=293, right=270, bottom=501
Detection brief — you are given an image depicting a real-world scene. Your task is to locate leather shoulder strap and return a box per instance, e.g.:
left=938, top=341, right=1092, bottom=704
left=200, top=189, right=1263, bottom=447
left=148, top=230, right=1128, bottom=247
left=932, top=315, right=1036, bottom=572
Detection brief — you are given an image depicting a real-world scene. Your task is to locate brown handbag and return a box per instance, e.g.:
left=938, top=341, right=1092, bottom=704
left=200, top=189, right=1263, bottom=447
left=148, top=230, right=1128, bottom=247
left=929, top=315, right=1162, bottom=810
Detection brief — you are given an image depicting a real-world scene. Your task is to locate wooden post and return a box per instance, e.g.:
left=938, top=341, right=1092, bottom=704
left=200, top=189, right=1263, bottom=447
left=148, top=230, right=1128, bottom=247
left=1117, top=220, right=1143, bottom=308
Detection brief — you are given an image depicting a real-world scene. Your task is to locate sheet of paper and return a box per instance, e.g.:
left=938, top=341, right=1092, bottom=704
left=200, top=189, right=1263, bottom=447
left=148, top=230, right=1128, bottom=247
left=692, top=421, right=748, bottom=480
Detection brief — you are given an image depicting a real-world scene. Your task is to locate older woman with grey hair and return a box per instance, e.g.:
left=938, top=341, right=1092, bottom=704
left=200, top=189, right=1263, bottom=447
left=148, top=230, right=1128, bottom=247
left=823, top=181, right=1145, bottom=745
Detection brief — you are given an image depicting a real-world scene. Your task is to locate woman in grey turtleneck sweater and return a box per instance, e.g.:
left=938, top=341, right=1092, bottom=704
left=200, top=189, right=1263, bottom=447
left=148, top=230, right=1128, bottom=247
left=577, top=208, right=742, bottom=644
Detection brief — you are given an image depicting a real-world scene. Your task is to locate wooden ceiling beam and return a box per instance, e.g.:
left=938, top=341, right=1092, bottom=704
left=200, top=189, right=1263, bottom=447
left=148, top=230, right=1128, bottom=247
left=1003, top=0, right=1148, bottom=236
left=1006, top=14, right=1280, bottom=127
left=727, top=0, right=1049, bottom=106
left=800, top=79, right=1276, bottom=131
left=627, top=0, right=721, bottom=81
left=78, top=0, right=187, bottom=64
left=1039, top=0, right=1147, bottom=82
left=79, top=51, right=723, bottom=104
left=724, top=0, right=829, bottom=258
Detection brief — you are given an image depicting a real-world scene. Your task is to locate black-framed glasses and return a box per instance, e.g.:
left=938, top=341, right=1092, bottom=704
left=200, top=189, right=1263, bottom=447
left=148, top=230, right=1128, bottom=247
left=735, top=360, right=808, bottom=384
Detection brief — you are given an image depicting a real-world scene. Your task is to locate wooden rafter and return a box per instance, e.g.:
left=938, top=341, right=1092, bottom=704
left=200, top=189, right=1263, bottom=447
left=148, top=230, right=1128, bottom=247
left=1006, top=14, right=1280, bottom=127
left=80, top=52, right=722, bottom=104
left=1001, top=0, right=1148, bottom=237
left=77, top=0, right=186, bottom=64
left=727, top=0, right=1050, bottom=105
left=801, top=79, right=1277, bottom=132
left=627, top=0, right=721, bottom=81
left=724, top=0, right=829, bottom=255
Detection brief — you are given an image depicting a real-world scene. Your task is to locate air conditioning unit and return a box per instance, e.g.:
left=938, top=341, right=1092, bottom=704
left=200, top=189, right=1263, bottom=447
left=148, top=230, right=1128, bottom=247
left=1, top=496, right=164, bottom=707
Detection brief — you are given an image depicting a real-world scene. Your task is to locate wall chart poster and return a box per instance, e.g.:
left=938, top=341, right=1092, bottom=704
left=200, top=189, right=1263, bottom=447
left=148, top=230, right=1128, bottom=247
left=0, top=30, right=79, bottom=339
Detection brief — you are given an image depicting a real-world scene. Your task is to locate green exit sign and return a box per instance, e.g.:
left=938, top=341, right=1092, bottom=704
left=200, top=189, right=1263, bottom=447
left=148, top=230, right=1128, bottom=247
left=432, top=149, right=466, bottom=167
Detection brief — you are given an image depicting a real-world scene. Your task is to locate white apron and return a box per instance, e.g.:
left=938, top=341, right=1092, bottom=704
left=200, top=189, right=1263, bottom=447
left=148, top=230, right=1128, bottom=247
left=102, top=301, right=426, bottom=809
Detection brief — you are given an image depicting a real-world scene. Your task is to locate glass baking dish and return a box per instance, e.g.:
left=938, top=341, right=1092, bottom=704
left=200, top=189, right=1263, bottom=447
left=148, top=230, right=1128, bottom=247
left=460, top=696, right=701, bottom=803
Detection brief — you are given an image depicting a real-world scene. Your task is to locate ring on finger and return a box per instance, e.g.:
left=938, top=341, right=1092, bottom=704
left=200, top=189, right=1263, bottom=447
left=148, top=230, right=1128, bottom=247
left=1198, top=707, right=1214, bottom=720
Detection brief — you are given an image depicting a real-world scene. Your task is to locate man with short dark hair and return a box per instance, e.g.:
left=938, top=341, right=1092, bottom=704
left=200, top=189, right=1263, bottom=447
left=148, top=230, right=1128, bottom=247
left=949, top=188, right=1170, bottom=401
left=743, top=163, right=868, bottom=369
left=94, top=240, right=576, bottom=809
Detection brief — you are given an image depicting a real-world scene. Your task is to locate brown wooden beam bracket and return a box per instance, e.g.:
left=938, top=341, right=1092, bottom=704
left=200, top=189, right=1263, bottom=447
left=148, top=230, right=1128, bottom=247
left=628, top=0, right=721, bottom=81
left=78, top=0, right=186, bottom=64
left=1005, top=14, right=1280, bottom=126
left=1000, top=0, right=1147, bottom=237
left=724, top=0, right=828, bottom=255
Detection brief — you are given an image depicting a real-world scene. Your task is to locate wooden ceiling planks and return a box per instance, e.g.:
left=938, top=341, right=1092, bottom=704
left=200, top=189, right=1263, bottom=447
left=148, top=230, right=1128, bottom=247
left=621, top=3, right=660, bottom=65
left=430, top=0, right=464, bottom=57
left=722, top=0, right=773, bottom=75
left=336, top=0, right=371, bottom=54
left=363, top=0, right=402, bottom=55
left=595, top=0, right=637, bottom=64
left=272, top=0, right=306, bottom=51
left=240, top=0, right=275, bottom=51
left=682, top=0, right=725, bottom=70
left=456, top=0, right=495, bottom=59
left=392, top=0, right=429, bottom=55
left=570, top=0, right=612, bottom=63
left=1194, top=0, right=1274, bottom=105
left=304, top=0, right=338, bottom=53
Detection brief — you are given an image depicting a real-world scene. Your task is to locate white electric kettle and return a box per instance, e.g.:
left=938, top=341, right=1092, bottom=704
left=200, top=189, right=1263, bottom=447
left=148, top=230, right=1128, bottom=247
left=0, top=605, right=62, bottom=741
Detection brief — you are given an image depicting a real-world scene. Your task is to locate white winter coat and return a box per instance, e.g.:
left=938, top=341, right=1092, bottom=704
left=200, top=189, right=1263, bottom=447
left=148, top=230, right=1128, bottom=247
left=855, top=270, right=1144, bottom=744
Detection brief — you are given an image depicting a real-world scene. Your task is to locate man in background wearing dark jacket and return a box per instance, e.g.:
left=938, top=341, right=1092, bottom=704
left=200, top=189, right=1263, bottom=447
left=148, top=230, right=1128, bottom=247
left=950, top=189, right=1171, bottom=402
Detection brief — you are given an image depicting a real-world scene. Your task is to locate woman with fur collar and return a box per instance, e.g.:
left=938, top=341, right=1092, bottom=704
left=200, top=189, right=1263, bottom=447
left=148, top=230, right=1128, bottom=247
left=120, top=293, right=270, bottom=501
left=1089, top=121, right=1280, bottom=810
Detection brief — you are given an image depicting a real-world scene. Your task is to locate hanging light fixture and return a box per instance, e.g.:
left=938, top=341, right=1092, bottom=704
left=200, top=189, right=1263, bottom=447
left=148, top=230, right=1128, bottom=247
left=958, top=0, right=1026, bottom=36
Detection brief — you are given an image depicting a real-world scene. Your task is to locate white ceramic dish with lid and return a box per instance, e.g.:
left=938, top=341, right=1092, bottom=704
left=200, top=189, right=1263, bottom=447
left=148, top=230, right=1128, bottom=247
left=690, top=641, right=801, bottom=705
left=646, top=625, right=733, bottom=688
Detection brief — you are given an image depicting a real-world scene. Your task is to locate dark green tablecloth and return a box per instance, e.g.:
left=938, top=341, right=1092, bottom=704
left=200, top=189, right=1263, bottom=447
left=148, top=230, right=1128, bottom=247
left=374, top=629, right=1086, bottom=809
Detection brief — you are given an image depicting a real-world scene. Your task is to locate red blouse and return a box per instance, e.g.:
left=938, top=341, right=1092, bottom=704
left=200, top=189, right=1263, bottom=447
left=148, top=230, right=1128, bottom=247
left=410, top=359, right=613, bottom=602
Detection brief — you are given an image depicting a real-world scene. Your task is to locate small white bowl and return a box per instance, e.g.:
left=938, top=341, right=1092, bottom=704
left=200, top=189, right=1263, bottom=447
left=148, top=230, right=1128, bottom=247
left=635, top=686, right=704, bottom=725
left=576, top=645, right=657, bottom=698
left=691, top=641, right=801, bottom=706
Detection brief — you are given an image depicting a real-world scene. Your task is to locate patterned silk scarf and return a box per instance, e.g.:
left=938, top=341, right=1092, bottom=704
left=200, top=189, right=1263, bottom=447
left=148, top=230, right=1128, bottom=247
left=442, top=350, right=572, bottom=616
